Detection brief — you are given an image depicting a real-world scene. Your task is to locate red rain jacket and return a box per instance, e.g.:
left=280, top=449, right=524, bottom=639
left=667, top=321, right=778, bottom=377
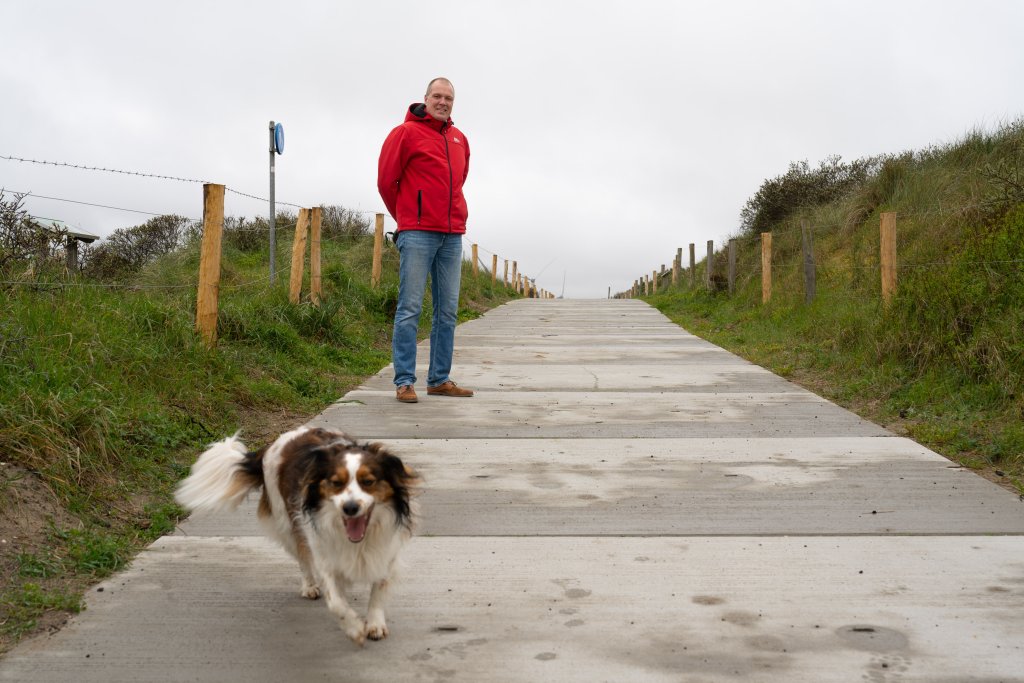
left=377, top=103, right=470, bottom=234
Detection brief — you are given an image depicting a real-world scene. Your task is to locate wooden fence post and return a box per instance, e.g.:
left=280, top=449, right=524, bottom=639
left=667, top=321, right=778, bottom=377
left=309, top=207, right=322, bottom=306
left=503, top=259, right=509, bottom=285
left=880, top=212, right=897, bottom=304
left=761, top=232, right=772, bottom=304
left=801, top=221, right=816, bottom=304
left=672, top=247, right=681, bottom=285
left=689, top=243, right=696, bottom=288
left=289, top=208, right=310, bottom=304
left=491, top=254, right=497, bottom=286
left=512, top=260, right=518, bottom=286
left=195, top=183, right=225, bottom=347
left=652, top=269, right=658, bottom=294
left=705, top=240, right=714, bottom=290
left=728, top=239, right=737, bottom=294
left=65, top=237, right=79, bottom=273
left=471, top=243, right=479, bottom=277
left=371, top=213, right=384, bottom=289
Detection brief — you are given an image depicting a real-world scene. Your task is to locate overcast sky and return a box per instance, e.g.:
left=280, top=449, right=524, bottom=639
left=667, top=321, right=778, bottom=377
left=3, top=0, right=1022, bottom=298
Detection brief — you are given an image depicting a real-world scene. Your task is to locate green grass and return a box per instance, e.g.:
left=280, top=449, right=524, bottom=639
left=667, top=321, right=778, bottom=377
left=0, top=226, right=519, bottom=651
left=0, top=584, right=83, bottom=641
left=17, top=526, right=132, bottom=579
left=644, top=120, right=1024, bottom=493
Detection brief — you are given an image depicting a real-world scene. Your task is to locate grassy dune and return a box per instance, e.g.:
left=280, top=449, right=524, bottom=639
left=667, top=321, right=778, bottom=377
left=0, top=224, right=518, bottom=652
left=646, top=121, right=1023, bottom=493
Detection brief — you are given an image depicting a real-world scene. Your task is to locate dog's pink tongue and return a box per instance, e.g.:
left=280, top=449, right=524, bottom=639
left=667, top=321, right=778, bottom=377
left=344, top=515, right=369, bottom=542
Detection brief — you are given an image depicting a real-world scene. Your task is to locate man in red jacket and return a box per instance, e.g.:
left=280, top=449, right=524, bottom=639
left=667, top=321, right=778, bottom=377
left=378, top=77, right=474, bottom=403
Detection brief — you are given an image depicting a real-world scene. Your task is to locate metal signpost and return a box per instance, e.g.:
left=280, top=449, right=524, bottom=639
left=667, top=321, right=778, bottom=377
left=269, top=120, right=284, bottom=283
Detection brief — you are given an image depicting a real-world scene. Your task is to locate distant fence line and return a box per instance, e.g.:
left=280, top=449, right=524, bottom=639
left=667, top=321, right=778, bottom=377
left=367, top=214, right=553, bottom=302
left=3, top=153, right=549, bottom=305
left=6, top=189, right=539, bottom=305
left=194, top=185, right=544, bottom=346
left=4, top=153, right=548, bottom=346
left=617, top=211, right=950, bottom=304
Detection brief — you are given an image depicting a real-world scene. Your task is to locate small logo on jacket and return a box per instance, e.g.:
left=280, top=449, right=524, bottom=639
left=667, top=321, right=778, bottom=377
left=453, top=137, right=461, bottom=144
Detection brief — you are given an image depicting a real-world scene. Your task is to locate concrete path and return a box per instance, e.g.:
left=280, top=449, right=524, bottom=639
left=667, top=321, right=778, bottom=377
left=3, top=299, right=1023, bottom=682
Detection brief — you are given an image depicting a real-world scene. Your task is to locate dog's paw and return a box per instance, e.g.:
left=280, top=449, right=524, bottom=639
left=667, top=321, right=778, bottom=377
left=300, top=582, right=321, bottom=600
left=343, top=618, right=368, bottom=646
left=366, top=621, right=389, bottom=641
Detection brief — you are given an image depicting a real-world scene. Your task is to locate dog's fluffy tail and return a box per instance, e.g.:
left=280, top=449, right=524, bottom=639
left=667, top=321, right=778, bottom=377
left=175, top=434, right=263, bottom=514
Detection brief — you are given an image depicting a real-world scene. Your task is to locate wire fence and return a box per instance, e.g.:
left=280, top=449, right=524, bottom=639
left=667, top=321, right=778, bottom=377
left=1, top=154, right=304, bottom=208
left=621, top=202, right=1024, bottom=304
left=2, top=153, right=541, bottom=301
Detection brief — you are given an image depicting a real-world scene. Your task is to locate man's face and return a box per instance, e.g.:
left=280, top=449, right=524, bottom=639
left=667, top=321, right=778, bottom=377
left=425, top=82, right=455, bottom=122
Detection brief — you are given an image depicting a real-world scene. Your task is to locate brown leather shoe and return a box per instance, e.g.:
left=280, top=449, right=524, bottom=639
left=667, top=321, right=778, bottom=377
left=396, top=385, right=418, bottom=403
left=426, top=380, right=474, bottom=397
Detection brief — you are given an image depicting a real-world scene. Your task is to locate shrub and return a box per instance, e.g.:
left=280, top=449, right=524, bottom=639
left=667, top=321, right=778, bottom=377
left=81, top=215, right=194, bottom=280
left=320, top=205, right=371, bottom=240
left=0, top=190, right=69, bottom=278
left=739, top=155, right=879, bottom=236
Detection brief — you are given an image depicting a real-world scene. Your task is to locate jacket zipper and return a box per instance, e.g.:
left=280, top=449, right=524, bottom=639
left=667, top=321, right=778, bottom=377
left=417, top=190, right=422, bottom=224
left=442, top=123, right=453, bottom=232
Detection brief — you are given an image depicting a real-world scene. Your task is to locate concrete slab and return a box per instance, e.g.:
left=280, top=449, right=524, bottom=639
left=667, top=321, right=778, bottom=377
left=359, top=363, right=796, bottom=392
left=4, top=298, right=1023, bottom=682
left=177, top=437, right=1024, bottom=538
left=452, top=334, right=717, bottom=347
left=314, top=391, right=890, bottom=438
left=4, top=536, right=1022, bottom=683
left=443, top=345, right=749, bottom=365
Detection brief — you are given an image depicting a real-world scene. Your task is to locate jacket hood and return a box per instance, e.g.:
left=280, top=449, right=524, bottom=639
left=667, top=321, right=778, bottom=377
left=405, top=102, right=452, bottom=130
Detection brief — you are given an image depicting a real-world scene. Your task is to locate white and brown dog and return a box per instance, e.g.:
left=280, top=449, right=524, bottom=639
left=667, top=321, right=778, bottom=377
left=174, top=426, right=419, bottom=645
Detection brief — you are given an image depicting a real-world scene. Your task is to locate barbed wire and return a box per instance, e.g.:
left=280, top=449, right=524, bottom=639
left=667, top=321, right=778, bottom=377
left=4, top=188, right=190, bottom=219
left=899, top=259, right=1024, bottom=269
left=2, top=154, right=305, bottom=209
left=2, top=154, right=212, bottom=184
left=224, top=187, right=302, bottom=209
left=0, top=279, right=195, bottom=290
left=4, top=165, right=527, bottom=281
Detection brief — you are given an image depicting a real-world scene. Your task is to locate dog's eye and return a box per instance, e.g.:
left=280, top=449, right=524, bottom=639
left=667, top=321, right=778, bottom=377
left=329, top=479, right=345, bottom=490
left=359, top=477, right=376, bottom=488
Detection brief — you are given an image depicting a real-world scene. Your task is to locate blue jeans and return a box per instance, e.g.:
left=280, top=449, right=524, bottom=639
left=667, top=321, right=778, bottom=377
left=392, top=230, right=462, bottom=388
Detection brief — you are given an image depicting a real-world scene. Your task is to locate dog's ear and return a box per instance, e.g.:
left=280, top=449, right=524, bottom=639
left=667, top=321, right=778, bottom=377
left=366, top=442, right=420, bottom=486
left=299, top=447, right=331, bottom=517
left=365, top=443, right=418, bottom=528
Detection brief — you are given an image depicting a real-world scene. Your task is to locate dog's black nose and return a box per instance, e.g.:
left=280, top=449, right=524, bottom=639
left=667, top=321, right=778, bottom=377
left=342, top=501, right=361, bottom=517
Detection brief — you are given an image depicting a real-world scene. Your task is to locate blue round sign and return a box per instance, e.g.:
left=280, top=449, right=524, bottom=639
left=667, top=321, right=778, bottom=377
left=274, top=123, right=285, bottom=154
